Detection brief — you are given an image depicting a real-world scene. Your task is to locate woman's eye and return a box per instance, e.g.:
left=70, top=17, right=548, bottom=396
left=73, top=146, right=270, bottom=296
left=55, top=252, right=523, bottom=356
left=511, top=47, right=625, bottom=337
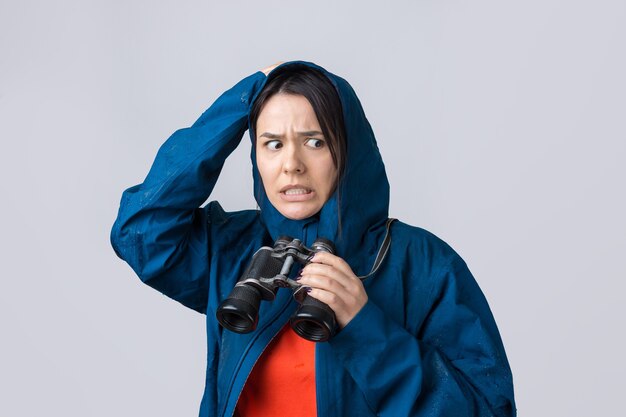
left=305, top=138, right=324, bottom=148
left=265, top=140, right=282, bottom=150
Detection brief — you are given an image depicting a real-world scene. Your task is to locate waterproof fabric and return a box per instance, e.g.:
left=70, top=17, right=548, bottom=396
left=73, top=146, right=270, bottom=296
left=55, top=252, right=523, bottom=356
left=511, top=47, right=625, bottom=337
left=111, top=60, right=516, bottom=416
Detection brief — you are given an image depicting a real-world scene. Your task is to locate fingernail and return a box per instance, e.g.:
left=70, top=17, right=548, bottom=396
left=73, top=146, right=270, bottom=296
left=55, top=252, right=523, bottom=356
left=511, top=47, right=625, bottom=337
left=306, top=287, right=312, bottom=293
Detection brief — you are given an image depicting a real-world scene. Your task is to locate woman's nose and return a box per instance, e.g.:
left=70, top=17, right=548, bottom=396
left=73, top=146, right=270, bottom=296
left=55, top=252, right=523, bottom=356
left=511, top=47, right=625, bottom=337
left=282, top=147, right=305, bottom=174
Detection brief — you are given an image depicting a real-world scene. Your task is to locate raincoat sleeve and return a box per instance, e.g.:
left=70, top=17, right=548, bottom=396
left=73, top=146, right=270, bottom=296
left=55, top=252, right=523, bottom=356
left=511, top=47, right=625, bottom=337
left=328, top=254, right=516, bottom=417
left=110, top=71, right=266, bottom=314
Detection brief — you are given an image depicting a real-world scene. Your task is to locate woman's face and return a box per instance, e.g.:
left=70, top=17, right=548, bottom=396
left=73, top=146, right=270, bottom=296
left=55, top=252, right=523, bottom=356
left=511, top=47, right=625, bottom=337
left=255, top=93, right=337, bottom=220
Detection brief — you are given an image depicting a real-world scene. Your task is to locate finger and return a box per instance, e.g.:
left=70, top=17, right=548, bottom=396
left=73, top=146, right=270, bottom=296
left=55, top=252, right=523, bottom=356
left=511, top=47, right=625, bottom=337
left=306, top=287, right=357, bottom=329
left=308, top=254, right=360, bottom=291
left=298, top=273, right=351, bottom=295
left=301, top=263, right=351, bottom=287
left=306, top=287, right=346, bottom=312
left=310, top=252, right=355, bottom=278
left=261, top=61, right=285, bottom=75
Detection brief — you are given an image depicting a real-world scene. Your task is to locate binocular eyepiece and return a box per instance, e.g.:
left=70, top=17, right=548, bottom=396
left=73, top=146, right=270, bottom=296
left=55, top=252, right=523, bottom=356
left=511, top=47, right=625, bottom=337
left=216, top=237, right=337, bottom=342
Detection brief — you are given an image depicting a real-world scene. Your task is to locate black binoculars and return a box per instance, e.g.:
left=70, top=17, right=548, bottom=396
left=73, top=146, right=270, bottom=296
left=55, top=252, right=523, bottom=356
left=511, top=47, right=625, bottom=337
left=216, top=236, right=337, bottom=342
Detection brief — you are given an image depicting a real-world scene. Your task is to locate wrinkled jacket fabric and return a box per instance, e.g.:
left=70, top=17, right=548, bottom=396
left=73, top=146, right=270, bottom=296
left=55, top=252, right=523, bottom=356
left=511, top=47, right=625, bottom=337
left=111, top=61, right=516, bottom=417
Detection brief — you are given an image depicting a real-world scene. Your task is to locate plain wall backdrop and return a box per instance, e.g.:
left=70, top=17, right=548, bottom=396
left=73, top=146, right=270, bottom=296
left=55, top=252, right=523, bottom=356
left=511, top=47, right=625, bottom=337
left=1, top=0, right=624, bottom=415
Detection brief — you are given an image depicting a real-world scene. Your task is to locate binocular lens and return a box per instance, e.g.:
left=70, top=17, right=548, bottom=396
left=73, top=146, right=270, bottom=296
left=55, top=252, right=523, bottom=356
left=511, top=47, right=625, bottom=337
left=291, top=318, right=331, bottom=342
left=290, top=297, right=336, bottom=342
left=216, top=285, right=261, bottom=333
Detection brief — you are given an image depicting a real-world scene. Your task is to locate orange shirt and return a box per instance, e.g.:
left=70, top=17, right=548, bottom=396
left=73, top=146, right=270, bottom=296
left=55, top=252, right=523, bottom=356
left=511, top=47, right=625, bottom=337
left=234, top=323, right=317, bottom=417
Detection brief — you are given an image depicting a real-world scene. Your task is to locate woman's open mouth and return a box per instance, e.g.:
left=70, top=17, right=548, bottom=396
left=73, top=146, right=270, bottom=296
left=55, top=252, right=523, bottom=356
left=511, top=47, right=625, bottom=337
left=280, top=187, right=314, bottom=201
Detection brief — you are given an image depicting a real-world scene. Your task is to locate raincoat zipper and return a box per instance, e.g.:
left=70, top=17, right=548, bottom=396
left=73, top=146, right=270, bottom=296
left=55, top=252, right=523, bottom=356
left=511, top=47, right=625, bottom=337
left=220, top=298, right=293, bottom=417
left=221, top=221, right=319, bottom=417
left=315, top=343, right=322, bottom=417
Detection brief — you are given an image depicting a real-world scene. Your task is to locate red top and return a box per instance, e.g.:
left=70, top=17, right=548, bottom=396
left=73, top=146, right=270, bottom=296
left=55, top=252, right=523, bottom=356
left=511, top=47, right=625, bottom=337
left=234, top=323, right=317, bottom=416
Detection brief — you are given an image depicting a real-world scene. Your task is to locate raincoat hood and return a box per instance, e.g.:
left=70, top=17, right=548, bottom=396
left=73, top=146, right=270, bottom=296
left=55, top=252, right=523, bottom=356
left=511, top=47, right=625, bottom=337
left=247, top=61, right=390, bottom=274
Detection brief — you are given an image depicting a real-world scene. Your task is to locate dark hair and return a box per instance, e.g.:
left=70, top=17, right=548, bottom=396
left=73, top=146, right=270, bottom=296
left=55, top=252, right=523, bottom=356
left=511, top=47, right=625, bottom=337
left=250, top=64, right=347, bottom=189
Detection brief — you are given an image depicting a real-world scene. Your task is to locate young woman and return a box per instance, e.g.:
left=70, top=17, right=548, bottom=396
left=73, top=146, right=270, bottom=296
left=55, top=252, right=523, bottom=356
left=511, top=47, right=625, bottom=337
left=111, top=60, right=516, bottom=416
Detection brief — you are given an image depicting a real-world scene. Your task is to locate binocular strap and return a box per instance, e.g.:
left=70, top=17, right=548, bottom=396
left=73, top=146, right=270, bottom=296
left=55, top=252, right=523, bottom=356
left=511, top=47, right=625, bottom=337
left=357, top=218, right=397, bottom=281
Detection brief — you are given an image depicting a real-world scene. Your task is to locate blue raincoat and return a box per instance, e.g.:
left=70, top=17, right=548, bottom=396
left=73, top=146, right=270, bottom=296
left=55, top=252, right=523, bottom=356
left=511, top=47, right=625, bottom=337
left=111, top=61, right=516, bottom=416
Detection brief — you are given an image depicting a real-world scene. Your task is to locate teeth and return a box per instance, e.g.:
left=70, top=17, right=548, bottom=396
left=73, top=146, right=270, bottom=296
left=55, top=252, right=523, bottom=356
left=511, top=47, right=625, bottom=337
left=284, top=188, right=310, bottom=195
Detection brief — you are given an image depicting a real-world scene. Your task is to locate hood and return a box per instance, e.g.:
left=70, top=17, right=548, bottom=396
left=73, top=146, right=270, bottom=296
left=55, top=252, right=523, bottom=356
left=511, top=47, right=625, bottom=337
left=247, top=60, right=390, bottom=276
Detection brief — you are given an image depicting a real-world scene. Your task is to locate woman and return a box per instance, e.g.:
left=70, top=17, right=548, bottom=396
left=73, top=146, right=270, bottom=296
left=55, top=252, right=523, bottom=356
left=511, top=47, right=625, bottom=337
left=111, top=60, right=516, bottom=416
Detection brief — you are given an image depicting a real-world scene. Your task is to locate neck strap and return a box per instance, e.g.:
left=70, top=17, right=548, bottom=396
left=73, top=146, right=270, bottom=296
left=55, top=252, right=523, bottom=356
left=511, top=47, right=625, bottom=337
left=358, top=218, right=396, bottom=280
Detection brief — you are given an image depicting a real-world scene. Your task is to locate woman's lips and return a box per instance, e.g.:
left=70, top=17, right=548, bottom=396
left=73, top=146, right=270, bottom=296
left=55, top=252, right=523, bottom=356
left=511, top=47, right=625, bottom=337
left=280, top=188, right=315, bottom=202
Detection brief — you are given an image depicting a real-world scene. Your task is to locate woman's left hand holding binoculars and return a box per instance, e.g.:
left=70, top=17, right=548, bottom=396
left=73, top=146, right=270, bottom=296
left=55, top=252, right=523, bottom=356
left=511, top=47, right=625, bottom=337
left=298, top=252, right=368, bottom=329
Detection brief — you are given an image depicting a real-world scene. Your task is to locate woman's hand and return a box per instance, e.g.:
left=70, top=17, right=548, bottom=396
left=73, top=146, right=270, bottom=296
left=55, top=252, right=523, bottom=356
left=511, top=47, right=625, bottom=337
left=298, top=252, right=368, bottom=329
left=260, top=61, right=285, bottom=76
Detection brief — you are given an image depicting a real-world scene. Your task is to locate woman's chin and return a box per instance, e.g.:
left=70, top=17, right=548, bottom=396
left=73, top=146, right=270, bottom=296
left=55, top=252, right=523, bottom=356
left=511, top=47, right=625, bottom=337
left=277, top=204, right=321, bottom=221
left=282, top=211, right=315, bottom=221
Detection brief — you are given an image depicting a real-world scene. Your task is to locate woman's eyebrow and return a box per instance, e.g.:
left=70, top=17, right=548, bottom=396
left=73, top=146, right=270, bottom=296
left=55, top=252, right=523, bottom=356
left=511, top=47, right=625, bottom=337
left=259, top=131, right=323, bottom=139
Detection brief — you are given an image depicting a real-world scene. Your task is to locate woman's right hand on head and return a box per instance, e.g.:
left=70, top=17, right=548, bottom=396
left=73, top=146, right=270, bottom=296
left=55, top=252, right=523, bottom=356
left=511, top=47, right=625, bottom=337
left=261, top=62, right=285, bottom=76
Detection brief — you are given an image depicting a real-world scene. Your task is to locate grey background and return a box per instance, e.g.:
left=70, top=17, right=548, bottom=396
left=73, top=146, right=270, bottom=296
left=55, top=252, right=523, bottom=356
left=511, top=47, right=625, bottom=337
left=1, top=0, right=624, bottom=415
